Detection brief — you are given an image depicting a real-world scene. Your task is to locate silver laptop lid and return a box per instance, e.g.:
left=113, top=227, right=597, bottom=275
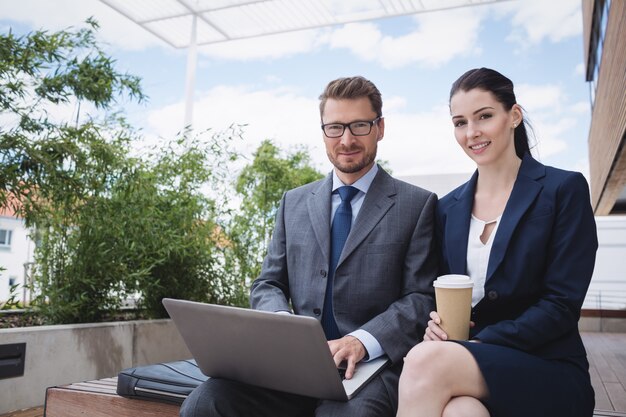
left=163, top=298, right=352, bottom=400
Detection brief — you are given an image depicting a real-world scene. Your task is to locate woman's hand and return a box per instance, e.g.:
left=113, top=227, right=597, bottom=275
left=424, top=311, right=448, bottom=341
left=423, top=311, right=476, bottom=341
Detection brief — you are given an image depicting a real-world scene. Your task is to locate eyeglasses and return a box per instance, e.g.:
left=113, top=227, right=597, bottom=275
left=321, top=117, right=381, bottom=138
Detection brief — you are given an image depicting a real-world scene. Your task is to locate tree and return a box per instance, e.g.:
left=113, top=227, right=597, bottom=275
left=1, top=18, right=144, bottom=219
left=226, top=140, right=323, bottom=285
left=0, top=20, right=148, bottom=322
left=1, top=21, right=243, bottom=323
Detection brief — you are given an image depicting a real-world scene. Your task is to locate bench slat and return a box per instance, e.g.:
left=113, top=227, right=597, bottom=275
left=63, top=382, right=118, bottom=394
left=45, top=385, right=179, bottom=417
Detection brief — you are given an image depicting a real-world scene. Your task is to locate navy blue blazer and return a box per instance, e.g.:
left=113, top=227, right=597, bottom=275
left=437, top=154, right=598, bottom=364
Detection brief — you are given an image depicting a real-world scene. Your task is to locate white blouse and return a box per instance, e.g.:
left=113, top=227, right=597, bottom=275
left=466, top=214, right=501, bottom=307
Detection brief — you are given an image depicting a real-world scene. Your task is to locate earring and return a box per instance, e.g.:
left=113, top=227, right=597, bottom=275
left=513, top=123, right=517, bottom=128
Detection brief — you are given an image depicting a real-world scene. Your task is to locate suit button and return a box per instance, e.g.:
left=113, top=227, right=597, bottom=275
left=313, top=308, right=321, bottom=316
left=487, top=290, right=498, bottom=301
left=320, top=270, right=327, bottom=277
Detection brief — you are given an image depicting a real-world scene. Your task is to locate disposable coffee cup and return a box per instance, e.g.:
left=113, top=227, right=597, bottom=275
left=433, top=274, right=474, bottom=341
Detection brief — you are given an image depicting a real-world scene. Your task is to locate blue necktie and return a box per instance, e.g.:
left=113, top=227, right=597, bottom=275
left=322, top=185, right=359, bottom=340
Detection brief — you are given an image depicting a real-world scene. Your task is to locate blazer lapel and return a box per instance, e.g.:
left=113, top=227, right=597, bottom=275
left=445, top=172, right=477, bottom=274
left=339, top=168, right=396, bottom=266
left=307, top=174, right=333, bottom=265
left=487, top=155, right=545, bottom=279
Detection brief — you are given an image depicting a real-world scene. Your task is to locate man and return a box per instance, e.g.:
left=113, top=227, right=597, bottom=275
left=180, top=76, right=437, bottom=417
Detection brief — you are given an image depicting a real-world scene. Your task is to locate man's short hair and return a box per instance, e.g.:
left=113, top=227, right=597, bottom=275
left=319, top=76, right=382, bottom=119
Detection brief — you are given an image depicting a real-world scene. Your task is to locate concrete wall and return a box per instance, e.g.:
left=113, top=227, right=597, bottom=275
left=579, top=316, right=626, bottom=333
left=0, top=319, right=191, bottom=414
left=584, top=216, right=626, bottom=310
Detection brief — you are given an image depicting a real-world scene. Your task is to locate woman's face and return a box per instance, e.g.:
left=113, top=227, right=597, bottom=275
left=450, top=88, right=521, bottom=167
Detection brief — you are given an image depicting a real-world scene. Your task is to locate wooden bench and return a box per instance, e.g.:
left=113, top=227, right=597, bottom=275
left=41, top=376, right=626, bottom=417
left=41, top=332, right=626, bottom=417
left=44, top=377, right=180, bottom=417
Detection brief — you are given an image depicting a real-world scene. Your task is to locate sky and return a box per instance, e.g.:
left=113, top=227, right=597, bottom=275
left=0, top=0, right=591, bottom=184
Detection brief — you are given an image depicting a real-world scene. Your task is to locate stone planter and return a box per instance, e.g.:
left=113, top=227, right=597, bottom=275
left=0, top=319, right=190, bottom=414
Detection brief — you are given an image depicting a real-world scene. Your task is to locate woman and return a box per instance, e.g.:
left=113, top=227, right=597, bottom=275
left=396, top=68, right=597, bottom=417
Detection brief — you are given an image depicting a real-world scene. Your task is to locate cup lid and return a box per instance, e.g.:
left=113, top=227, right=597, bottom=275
left=433, top=274, right=473, bottom=289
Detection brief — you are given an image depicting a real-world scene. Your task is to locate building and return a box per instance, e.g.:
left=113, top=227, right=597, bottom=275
left=0, top=204, right=35, bottom=303
left=583, top=0, right=626, bottom=214
left=399, top=172, right=471, bottom=199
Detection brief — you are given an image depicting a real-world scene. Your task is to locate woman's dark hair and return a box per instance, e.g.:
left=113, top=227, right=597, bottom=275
left=450, top=68, right=531, bottom=159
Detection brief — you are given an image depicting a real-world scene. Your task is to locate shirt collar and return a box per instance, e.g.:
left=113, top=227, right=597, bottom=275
left=332, top=164, right=378, bottom=194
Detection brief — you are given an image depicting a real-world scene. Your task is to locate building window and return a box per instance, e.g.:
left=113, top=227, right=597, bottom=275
left=588, top=0, right=611, bottom=109
left=0, top=229, right=12, bottom=248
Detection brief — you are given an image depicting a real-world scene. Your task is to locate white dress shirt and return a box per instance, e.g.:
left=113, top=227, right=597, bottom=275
left=466, top=214, right=501, bottom=307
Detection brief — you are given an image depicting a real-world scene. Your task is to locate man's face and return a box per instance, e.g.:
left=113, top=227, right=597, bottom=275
left=321, top=97, right=384, bottom=183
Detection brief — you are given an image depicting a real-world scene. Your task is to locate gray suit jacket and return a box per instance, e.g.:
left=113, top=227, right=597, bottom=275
left=250, top=166, right=437, bottom=365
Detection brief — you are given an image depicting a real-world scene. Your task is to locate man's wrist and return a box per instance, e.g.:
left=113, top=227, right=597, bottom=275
left=348, top=329, right=383, bottom=361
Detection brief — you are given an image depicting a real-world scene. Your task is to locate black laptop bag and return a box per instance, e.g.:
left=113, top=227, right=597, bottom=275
left=116, top=359, right=209, bottom=404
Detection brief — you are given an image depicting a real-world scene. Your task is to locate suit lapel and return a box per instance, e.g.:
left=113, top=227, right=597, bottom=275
left=339, top=168, right=396, bottom=267
left=487, top=155, right=545, bottom=279
left=307, top=174, right=333, bottom=265
left=446, top=172, right=477, bottom=274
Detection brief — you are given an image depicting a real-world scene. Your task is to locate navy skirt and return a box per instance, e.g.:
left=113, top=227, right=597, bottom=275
left=455, top=341, right=595, bottom=417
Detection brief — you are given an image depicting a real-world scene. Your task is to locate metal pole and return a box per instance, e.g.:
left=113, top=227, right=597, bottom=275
left=183, top=14, right=198, bottom=130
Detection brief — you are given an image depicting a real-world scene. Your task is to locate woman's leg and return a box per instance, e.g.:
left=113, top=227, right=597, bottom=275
left=396, top=342, right=488, bottom=417
left=442, top=396, right=489, bottom=417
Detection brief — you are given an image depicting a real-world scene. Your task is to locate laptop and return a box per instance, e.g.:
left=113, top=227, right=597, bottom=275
left=162, top=298, right=389, bottom=401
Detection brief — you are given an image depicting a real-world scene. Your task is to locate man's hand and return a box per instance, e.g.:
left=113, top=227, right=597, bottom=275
left=327, top=335, right=366, bottom=380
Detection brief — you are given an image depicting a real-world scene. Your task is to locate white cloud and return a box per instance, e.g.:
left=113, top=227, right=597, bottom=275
left=384, top=96, right=409, bottom=114
left=145, top=85, right=479, bottom=177
left=530, top=118, right=570, bottom=159
left=142, top=77, right=591, bottom=179
left=573, top=158, right=591, bottom=182
left=328, top=8, right=485, bottom=69
left=264, top=75, right=283, bottom=84
left=146, top=85, right=330, bottom=170
left=516, top=83, right=565, bottom=112
left=380, top=104, right=476, bottom=176
left=499, top=0, right=582, bottom=45
left=570, top=101, right=590, bottom=115
left=515, top=83, right=579, bottom=160
left=198, top=29, right=327, bottom=61
left=0, top=0, right=167, bottom=50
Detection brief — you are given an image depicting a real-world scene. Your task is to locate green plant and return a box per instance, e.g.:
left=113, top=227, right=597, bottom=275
left=0, top=264, right=22, bottom=310
left=226, top=140, right=323, bottom=287
left=27, top=126, right=249, bottom=323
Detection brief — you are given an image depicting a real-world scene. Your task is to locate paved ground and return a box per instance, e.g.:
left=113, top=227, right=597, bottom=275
left=584, top=332, right=626, bottom=413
